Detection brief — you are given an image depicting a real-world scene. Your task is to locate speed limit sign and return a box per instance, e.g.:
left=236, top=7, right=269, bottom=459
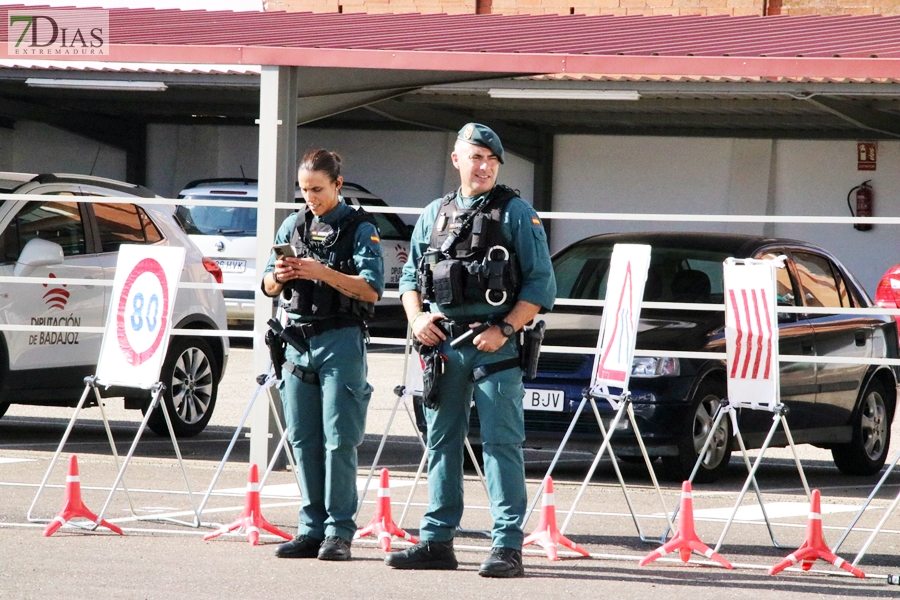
left=96, top=245, right=185, bottom=388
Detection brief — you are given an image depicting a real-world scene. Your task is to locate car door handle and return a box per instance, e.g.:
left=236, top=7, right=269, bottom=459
left=855, top=331, right=867, bottom=347
left=801, top=342, right=814, bottom=354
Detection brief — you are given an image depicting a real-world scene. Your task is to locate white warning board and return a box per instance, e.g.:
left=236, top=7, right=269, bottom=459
left=724, top=257, right=779, bottom=410
left=96, top=245, right=185, bottom=389
left=590, top=244, right=651, bottom=396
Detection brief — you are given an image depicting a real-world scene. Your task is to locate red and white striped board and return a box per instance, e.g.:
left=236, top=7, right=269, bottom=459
left=723, top=257, right=779, bottom=411
left=590, top=244, right=651, bottom=396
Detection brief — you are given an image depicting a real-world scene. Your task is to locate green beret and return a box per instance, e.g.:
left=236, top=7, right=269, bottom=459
left=457, top=122, right=504, bottom=164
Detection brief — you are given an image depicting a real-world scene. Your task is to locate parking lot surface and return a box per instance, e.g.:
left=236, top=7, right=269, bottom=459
left=3, top=345, right=900, bottom=599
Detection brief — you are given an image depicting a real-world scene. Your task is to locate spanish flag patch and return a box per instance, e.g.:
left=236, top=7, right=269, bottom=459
left=370, top=235, right=380, bottom=243
left=531, top=217, right=541, bottom=226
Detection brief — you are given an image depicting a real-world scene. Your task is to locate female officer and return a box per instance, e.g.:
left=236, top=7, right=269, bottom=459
left=261, top=149, right=384, bottom=561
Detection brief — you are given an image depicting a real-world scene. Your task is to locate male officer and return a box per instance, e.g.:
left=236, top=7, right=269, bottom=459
left=385, top=123, right=556, bottom=578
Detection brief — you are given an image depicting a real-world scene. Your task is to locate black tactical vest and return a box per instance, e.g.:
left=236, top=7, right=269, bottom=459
left=281, top=206, right=376, bottom=321
left=418, top=185, right=520, bottom=308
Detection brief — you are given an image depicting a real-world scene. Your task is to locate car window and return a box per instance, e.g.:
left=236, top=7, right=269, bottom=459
left=94, top=202, right=164, bottom=252
left=792, top=251, right=844, bottom=308
left=176, top=195, right=257, bottom=236
left=755, top=251, right=798, bottom=307
left=0, top=200, right=86, bottom=262
left=553, top=242, right=729, bottom=303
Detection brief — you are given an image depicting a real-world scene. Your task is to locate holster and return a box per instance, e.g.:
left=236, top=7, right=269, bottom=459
left=266, top=318, right=320, bottom=383
left=264, top=327, right=286, bottom=380
left=416, top=342, right=445, bottom=410
left=520, top=320, right=546, bottom=380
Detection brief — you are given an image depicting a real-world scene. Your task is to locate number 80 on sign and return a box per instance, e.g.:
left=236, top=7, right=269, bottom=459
left=116, top=258, right=170, bottom=366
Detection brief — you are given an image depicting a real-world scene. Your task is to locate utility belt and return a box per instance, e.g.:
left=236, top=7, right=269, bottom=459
left=264, top=317, right=363, bottom=384
left=417, top=319, right=545, bottom=409
left=282, top=315, right=364, bottom=340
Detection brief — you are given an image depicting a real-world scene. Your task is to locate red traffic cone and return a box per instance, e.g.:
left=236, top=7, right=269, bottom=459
left=769, top=489, right=865, bottom=578
left=203, top=463, right=292, bottom=545
left=524, top=476, right=590, bottom=560
left=640, top=481, right=732, bottom=569
left=43, top=455, right=123, bottom=537
left=355, top=468, right=418, bottom=551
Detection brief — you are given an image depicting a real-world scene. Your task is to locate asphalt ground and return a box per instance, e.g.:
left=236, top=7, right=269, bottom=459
left=3, top=342, right=900, bottom=599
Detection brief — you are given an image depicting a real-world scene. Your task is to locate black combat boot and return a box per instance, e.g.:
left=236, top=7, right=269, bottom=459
left=275, top=534, right=324, bottom=559
left=478, top=547, right=525, bottom=578
left=384, top=540, right=458, bottom=570
left=317, top=536, right=352, bottom=561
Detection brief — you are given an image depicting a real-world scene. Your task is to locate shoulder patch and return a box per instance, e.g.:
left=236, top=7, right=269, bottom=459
left=370, top=235, right=381, bottom=243
left=531, top=216, right=541, bottom=226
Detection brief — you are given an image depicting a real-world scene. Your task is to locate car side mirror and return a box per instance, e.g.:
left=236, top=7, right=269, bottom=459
left=14, top=238, right=64, bottom=277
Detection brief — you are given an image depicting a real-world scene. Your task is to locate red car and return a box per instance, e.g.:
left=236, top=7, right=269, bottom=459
left=876, top=263, right=900, bottom=330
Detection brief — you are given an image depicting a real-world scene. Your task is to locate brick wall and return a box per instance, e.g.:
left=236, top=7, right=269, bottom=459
left=265, top=0, right=900, bottom=16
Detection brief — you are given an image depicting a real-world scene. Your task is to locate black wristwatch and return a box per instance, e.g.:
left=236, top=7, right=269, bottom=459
left=498, top=320, right=516, bottom=338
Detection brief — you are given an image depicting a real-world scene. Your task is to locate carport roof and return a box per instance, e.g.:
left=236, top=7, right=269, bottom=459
left=4, top=5, right=900, bottom=79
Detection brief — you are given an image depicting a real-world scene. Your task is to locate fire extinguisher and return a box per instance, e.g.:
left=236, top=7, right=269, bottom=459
left=847, top=180, right=874, bottom=231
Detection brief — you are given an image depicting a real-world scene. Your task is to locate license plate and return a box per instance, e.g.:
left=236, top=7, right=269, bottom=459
left=523, top=388, right=565, bottom=412
left=215, top=259, right=246, bottom=273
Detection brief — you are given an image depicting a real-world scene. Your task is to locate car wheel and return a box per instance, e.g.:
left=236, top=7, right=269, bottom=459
left=142, top=336, right=218, bottom=438
left=661, top=379, right=732, bottom=483
left=832, top=379, right=891, bottom=476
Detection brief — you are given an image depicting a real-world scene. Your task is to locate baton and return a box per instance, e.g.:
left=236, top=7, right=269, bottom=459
left=449, top=322, right=491, bottom=349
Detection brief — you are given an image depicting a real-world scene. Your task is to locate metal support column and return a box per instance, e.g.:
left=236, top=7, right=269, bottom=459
left=251, top=65, right=299, bottom=469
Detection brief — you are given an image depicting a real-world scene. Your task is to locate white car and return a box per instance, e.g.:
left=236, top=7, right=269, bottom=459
left=176, top=179, right=412, bottom=331
left=0, top=172, right=229, bottom=437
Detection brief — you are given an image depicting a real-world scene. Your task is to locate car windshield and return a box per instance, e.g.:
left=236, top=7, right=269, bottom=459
left=176, top=195, right=256, bottom=236
left=554, top=241, right=730, bottom=304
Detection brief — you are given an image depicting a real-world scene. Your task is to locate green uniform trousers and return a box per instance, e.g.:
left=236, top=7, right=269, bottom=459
left=280, top=325, right=372, bottom=542
left=420, top=336, right=527, bottom=549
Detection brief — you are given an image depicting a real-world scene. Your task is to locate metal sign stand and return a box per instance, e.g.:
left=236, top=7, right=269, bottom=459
left=705, top=257, right=811, bottom=554
left=709, top=403, right=810, bottom=553
left=28, top=375, right=202, bottom=530
left=196, top=368, right=302, bottom=523
left=27, top=376, right=137, bottom=527
left=533, top=244, right=673, bottom=542
left=554, top=389, right=675, bottom=540
left=831, top=448, right=900, bottom=565
left=682, top=398, right=800, bottom=549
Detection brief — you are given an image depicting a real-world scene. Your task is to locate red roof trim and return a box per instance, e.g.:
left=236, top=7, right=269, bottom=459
left=91, top=45, right=900, bottom=79
left=4, top=6, right=900, bottom=78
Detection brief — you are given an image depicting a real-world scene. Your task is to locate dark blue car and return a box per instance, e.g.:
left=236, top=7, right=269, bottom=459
left=470, top=232, right=900, bottom=483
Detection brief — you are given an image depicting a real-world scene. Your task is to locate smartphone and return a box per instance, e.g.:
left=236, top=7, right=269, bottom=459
left=272, top=243, right=296, bottom=259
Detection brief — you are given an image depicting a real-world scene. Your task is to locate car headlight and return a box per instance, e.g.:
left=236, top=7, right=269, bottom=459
left=631, top=357, right=680, bottom=378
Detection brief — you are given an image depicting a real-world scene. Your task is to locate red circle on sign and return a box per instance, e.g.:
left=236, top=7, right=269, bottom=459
left=116, top=258, right=170, bottom=366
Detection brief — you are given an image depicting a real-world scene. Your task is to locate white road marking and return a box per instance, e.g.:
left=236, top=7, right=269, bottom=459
left=0, top=457, right=34, bottom=465
left=217, top=477, right=420, bottom=498
left=689, top=502, right=867, bottom=521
